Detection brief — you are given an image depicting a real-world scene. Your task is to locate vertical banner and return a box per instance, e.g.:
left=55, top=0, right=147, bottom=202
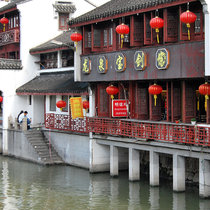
left=70, top=97, right=84, bottom=119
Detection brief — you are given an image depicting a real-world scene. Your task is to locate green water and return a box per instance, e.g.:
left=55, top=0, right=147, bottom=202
left=0, top=155, right=209, bottom=210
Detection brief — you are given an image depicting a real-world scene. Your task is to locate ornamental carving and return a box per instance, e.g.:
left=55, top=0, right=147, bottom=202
left=134, top=51, right=147, bottom=71
left=115, top=53, right=126, bottom=72
left=156, top=48, right=170, bottom=70
left=0, top=29, right=20, bottom=46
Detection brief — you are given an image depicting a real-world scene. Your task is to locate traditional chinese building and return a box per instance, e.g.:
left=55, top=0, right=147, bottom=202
left=68, top=0, right=210, bottom=198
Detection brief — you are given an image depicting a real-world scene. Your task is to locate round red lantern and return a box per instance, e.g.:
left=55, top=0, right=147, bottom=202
left=106, top=85, right=119, bottom=100
left=0, top=17, right=9, bottom=32
left=70, top=32, right=82, bottom=51
left=180, top=10, right=196, bottom=40
left=199, top=82, right=210, bottom=111
left=116, top=23, right=129, bottom=48
left=148, top=84, right=163, bottom=106
left=56, top=100, right=66, bottom=111
left=83, top=100, right=89, bottom=110
left=150, top=16, right=164, bottom=44
left=0, top=96, right=3, bottom=103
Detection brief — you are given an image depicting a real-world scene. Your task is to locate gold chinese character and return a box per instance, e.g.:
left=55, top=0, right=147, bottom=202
left=82, top=58, right=89, bottom=72
left=135, top=53, right=144, bottom=68
left=157, top=51, right=166, bottom=68
left=98, top=58, right=104, bottom=72
left=116, top=55, right=123, bottom=70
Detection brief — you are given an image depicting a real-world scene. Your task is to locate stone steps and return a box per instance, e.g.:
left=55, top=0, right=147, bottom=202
left=24, top=128, right=64, bottom=165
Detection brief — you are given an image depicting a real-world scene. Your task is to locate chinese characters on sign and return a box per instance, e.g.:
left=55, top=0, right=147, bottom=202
left=115, top=53, right=126, bottom=72
left=112, top=99, right=129, bottom=117
left=134, top=51, right=147, bottom=71
left=70, top=97, right=84, bottom=119
left=156, top=48, right=170, bottom=70
left=81, top=57, right=91, bottom=74
left=97, top=56, right=108, bottom=74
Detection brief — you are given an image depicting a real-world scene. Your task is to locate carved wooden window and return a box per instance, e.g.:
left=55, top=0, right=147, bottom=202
left=103, top=24, right=113, bottom=50
left=180, top=2, right=204, bottom=41
left=164, top=7, right=178, bottom=42
left=59, top=13, right=69, bottom=30
left=93, top=28, right=101, bottom=47
left=61, top=50, right=74, bottom=67
left=96, top=83, right=109, bottom=117
left=40, top=52, right=57, bottom=69
left=130, top=14, right=144, bottom=47
left=144, top=12, right=152, bottom=45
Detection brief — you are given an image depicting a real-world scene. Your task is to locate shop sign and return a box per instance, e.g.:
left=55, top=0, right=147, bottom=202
left=81, top=57, right=91, bottom=74
left=115, top=53, right=126, bottom=72
left=112, top=99, right=129, bottom=117
left=97, top=56, right=108, bottom=74
left=70, top=97, right=84, bottom=119
left=134, top=51, right=147, bottom=71
left=156, top=48, right=170, bottom=70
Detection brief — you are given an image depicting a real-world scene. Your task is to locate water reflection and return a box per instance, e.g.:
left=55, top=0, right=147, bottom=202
left=0, top=156, right=207, bottom=210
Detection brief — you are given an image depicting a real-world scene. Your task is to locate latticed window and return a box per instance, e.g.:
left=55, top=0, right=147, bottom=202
left=50, top=96, right=56, bottom=111
left=40, top=52, right=57, bottom=69
left=59, top=13, right=69, bottom=30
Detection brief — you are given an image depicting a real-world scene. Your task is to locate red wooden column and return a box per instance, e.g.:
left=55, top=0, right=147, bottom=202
left=166, top=81, right=171, bottom=122
left=207, top=98, right=210, bottom=124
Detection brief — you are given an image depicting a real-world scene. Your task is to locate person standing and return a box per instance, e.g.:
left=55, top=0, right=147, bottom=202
left=18, top=111, right=31, bottom=129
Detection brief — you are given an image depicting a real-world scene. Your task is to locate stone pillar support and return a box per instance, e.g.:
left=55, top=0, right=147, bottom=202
left=110, top=145, right=119, bottom=177
left=199, top=159, right=210, bottom=198
left=129, top=148, right=140, bottom=181
left=150, top=150, right=159, bottom=186
left=173, top=154, right=185, bottom=192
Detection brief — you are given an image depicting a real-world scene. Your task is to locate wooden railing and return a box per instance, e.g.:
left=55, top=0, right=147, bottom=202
left=45, top=114, right=210, bottom=146
left=0, top=29, right=19, bottom=46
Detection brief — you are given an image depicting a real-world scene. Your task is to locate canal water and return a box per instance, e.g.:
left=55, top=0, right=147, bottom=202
left=0, top=155, right=209, bottom=210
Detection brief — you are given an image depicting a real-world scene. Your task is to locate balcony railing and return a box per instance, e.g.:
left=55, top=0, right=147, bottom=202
left=45, top=114, right=210, bottom=147
left=0, top=58, right=22, bottom=69
left=0, top=29, right=20, bottom=46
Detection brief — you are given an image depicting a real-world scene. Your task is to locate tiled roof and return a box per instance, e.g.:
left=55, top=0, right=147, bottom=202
left=69, top=0, right=181, bottom=25
left=53, top=3, right=76, bottom=13
left=16, top=71, right=89, bottom=95
left=30, top=31, right=74, bottom=54
left=0, top=58, right=22, bottom=69
left=0, top=0, right=25, bottom=12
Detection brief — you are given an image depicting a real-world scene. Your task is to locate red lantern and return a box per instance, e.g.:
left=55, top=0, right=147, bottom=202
left=56, top=100, right=66, bottom=111
left=150, top=16, right=164, bottom=44
left=0, top=17, right=8, bottom=32
left=0, top=96, right=3, bottom=103
left=83, top=101, right=89, bottom=110
left=148, top=84, right=163, bottom=106
left=199, top=82, right=210, bottom=111
left=116, top=23, right=129, bottom=48
left=180, top=10, right=196, bottom=40
left=106, top=85, right=119, bottom=100
left=70, top=32, right=82, bottom=51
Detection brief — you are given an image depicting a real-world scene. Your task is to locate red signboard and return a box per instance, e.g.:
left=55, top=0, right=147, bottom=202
left=112, top=99, right=129, bottom=117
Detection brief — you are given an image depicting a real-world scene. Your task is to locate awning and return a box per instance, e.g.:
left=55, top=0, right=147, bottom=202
left=16, top=72, right=89, bottom=95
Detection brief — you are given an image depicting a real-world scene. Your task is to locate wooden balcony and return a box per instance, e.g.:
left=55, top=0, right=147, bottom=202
left=0, top=29, right=20, bottom=46
left=45, top=114, right=210, bottom=147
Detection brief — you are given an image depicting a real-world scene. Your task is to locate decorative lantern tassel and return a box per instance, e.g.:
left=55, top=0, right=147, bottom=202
left=197, top=98, right=199, bottom=111
left=121, top=34, right=124, bottom=48
left=205, top=94, right=209, bottom=111
left=60, top=108, right=63, bottom=111
left=154, top=95, right=157, bottom=106
left=186, top=23, right=190, bottom=40
left=111, top=95, right=114, bottom=100
left=155, top=28, right=159, bottom=43
left=75, top=41, right=78, bottom=51
left=3, top=24, right=5, bottom=32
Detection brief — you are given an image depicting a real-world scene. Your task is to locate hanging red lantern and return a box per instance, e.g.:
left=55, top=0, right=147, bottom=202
left=83, top=100, right=89, bottom=110
left=148, top=84, right=163, bottom=106
left=150, top=16, right=164, bottom=44
left=199, top=82, right=210, bottom=111
left=106, top=85, right=119, bottom=100
left=70, top=32, right=82, bottom=51
left=0, top=17, right=8, bottom=32
left=180, top=10, right=196, bottom=40
left=0, top=96, right=3, bottom=103
left=116, top=23, right=129, bottom=48
left=56, top=100, right=66, bottom=111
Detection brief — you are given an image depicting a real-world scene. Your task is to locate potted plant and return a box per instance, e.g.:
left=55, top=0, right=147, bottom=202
left=191, top=118, right=196, bottom=125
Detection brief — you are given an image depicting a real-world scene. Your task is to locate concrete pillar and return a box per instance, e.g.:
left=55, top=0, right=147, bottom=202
left=173, top=154, right=185, bottom=192
left=128, top=182, right=140, bottom=208
left=129, top=148, right=140, bottom=181
left=199, top=159, right=210, bottom=198
left=110, top=145, right=119, bottom=177
left=22, top=118, right=27, bottom=131
left=150, top=151, right=159, bottom=186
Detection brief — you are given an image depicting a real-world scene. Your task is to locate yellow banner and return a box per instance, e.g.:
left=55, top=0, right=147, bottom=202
left=70, top=97, right=84, bottom=119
